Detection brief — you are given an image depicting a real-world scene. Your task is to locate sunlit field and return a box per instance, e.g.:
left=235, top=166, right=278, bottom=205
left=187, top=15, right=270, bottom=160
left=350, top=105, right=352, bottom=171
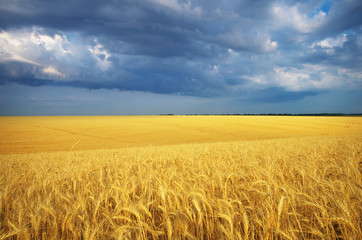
left=0, top=116, right=361, bottom=239
left=1, top=115, right=361, bottom=154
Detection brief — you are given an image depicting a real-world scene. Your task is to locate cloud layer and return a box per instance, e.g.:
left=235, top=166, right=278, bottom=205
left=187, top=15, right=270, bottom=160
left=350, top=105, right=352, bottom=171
left=0, top=0, right=361, bottom=114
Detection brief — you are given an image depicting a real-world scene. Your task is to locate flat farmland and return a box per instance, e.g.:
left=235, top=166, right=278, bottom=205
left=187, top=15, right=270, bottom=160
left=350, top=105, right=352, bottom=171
left=0, top=116, right=361, bottom=239
left=1, top=115, right=361, bottom=154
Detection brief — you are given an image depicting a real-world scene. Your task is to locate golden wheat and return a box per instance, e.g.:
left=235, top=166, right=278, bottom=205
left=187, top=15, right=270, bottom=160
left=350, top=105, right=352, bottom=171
left=1, top=115, right=362, bottom=154
left=0, top=116, right=361, bottom=239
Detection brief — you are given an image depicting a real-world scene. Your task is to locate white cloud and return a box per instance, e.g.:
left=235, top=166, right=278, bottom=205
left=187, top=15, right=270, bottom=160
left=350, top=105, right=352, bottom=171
left=149, top=0, right=202, bottom=15
left=43, top=66, right=65, bottom=78
left=30, top=29, right=71, bottom=55
left=275, top=65, right=362, bottom=91
left=272, top=4, right=326, bottom=33
left=0, top=30, right=40, bottom=65
left=311, top=34, right=347, bottom=53
left=244, top=64, right=361, bottom=92
left=273, top=67, right=313, bottom=91
left=0, top=27, right=71, bottom=65
left=0, top=28, right=98, bottom=81
left=152, top=0, right=182, bottom=11
left=88, top=41, right=112, bottom=71
left=263, top=37, right=278, bottom=52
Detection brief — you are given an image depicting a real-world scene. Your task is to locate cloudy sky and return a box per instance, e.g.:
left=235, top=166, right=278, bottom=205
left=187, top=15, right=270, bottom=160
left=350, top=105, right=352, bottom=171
left=0, top=0, right=361, bottom=115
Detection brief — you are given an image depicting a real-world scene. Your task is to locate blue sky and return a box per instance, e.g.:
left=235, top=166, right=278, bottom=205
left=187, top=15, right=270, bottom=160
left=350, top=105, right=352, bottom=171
left=0, top=0, right=361, bottom=115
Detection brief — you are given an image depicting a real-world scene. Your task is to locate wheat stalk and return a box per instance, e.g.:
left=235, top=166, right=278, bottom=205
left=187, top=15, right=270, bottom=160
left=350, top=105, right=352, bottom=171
left=243, top=211, right=249, bottom=240
left=0, top=230, right=23, bottom=240
left=70, top=140, right=80, bottom=150
left=277, top=196, right=285, bottom=230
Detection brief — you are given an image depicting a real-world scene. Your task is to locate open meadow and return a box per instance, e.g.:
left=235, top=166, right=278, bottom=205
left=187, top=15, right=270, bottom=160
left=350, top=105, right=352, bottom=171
left=0, top=116, right=361, bottom=239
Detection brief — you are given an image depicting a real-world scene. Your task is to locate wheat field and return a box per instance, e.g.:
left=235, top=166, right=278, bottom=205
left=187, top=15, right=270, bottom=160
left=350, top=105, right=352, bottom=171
left=0, top=116, right=361, bottom=239
left=1, top=115, right=361, bottom=154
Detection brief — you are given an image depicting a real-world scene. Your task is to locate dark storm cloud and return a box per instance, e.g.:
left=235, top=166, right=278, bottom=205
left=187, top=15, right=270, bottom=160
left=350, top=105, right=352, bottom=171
left=0, top=0, right=361, bottom=108
left=316, top=0, right=362, bottom=38
left=246, top=87, right=318, bottom=103
left=0, top=0, right=277, bottom=57
left=301, top=32, right=362, bottom=70
left=0, top=59, right=226, bottom=97
left=1, top=0, right=204, bottom=57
